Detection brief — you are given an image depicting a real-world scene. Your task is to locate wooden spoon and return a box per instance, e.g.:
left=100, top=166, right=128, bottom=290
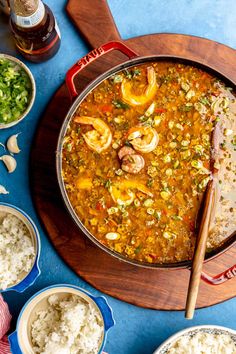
left=185, top=124, right=220, bottom=319
left=185, top=179, right=215, bottom=319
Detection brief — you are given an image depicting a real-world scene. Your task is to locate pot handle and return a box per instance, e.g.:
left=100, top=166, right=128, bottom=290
left=201, top=264, right=236, bottom=285
left=92, top=295, right=115, bottom=331
left=66, top=41, right=138, bottom=98
left=7, top=262, right=40, bottom=293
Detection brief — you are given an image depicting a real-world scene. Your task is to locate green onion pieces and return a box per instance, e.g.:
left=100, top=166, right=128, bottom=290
left=0, top=58, right=32, bottom=124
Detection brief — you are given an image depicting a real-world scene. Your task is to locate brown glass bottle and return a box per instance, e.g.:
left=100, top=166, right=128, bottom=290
left=10, top=0, right=61, bottom=63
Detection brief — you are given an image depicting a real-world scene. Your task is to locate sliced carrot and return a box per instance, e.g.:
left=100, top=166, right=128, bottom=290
left=100, top=104, right=113, bottom=113
left=96, top=201, right=105, bottom=211
left=149, top=253, right=157, bottom=260
left=145, top=229, right=152, bottom=236
left=108, top=219, right=118, bottom=227
left=155, top=108, right=167, bottom=114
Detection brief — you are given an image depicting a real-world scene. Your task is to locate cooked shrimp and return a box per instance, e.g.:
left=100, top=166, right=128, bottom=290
left=74, top=116, right=112, bottom=153
left=121, top=66, right=157, bottom=106
left=118, top=146, right=135, bottom=160
left=121, top=154, right=145, bottom=174
left=127, top=126, right=159, bottom=153
left=109, top=180, right=153, bottom=205
left=109, top=185, right=135, bottom=206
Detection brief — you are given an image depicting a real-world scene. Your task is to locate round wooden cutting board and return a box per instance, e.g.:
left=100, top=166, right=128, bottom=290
left=30, top=0, right=236, bottom=310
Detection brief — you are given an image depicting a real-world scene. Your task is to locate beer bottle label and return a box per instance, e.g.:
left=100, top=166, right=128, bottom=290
left=11, top=0, right=45, bottom=28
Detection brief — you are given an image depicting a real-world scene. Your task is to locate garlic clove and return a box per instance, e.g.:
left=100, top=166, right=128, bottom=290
left=0, top=185, right=9, bottom=194
left=0, top=155, right=17, bottom=173
left=7, top=134, right=21, bottom=154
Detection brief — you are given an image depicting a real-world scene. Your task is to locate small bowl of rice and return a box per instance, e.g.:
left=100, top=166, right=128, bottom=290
left=153, top=325, right=236, bottom=354
left=8, top=284, right=115, bottom=354
left=0, top=203, right=40, bottom=292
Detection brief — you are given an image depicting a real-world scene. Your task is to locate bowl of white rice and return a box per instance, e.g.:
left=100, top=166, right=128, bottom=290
left=0, top=203, right=40, bottom=292
left=153, top=325, right=236, bottom=354
left=8, top=284, right=115, bottom=354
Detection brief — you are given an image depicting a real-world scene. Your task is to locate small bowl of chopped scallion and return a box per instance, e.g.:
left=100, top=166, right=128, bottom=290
left=0, top=54, right=36, bottom=128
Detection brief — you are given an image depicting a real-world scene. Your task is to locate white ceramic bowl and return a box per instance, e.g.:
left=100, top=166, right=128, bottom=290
left=153, top=325, right=236, bottom=353
left=0, top=53, right=36, bottom=129
left=9, top=284, right=115, bottom=354
left=0, top=203, right=41, bottom=292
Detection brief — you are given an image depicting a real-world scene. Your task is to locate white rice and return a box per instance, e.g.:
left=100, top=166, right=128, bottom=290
left=166, top=331, right=236, bottom=354
left=0, top=213, right=35, bottom=290
left=31, top=294, right=104, bottom=354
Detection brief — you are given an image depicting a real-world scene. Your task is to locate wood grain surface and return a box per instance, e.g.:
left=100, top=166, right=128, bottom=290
left=30, top=0, right=236, bottom=310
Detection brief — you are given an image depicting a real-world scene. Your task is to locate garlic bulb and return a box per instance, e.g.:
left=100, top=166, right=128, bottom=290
left=0, top=155, right=17, bottom=173
left=7, top=134, right=21, bottom=154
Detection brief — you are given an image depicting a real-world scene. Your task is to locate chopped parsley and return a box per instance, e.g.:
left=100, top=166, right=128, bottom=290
left=124, top=140, right=132, bottom=147
left=134, top=244, right=142, bottom=254
left=104, top=179, right=112, bottom=189
left=112, top=99, right=130, bottom=110
left=124, top=68, right=141, bottom=79
left=179, top=104, right=193, bottom=112
left=147, top=178, right=154, bottom=188
left=199, top=97, right=210, bottom=105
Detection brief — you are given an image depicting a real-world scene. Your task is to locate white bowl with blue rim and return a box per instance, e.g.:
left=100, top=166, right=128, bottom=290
left=0, top=203, right=40, bottom=293
left=153, top=325, right=236, bottom=353
left=9, top=284, right=115, bottom=354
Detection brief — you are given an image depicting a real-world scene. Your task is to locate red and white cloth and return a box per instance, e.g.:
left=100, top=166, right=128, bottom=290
left=0, top=295, right=11, bottom=354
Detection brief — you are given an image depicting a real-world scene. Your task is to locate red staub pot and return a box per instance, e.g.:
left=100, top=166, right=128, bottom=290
left=56, top=41, right=236, bottom=286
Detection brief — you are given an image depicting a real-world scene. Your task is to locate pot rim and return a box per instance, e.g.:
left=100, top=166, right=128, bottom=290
left=56, top=53, right=236, bottom=270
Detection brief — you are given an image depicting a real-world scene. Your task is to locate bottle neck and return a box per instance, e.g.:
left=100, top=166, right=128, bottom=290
left=10, top=0, right=45, bottom=28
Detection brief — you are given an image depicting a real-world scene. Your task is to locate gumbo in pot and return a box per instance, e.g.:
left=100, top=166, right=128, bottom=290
left=61, top=62, right=236, bottom=264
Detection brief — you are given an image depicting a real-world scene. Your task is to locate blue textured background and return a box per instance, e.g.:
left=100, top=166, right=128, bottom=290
left=0, top=1, right=236, bottom=353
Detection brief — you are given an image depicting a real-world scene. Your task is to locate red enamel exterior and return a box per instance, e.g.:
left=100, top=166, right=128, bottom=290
left=66, top=41, right=138, bottom=98
left=201, top=264, right=236, bottom=285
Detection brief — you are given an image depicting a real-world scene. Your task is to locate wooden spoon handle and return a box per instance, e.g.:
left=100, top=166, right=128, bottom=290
left=66, top=0, right=121, bottom=48
left=185, top=179, right=215, bottom=319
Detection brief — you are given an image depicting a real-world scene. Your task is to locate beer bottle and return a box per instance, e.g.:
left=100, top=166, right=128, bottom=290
left=10, top=0, right=61, bottom=63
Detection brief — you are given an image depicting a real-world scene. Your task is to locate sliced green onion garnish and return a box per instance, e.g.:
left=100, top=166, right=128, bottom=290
left=0, top=58, right=32, bottom=124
